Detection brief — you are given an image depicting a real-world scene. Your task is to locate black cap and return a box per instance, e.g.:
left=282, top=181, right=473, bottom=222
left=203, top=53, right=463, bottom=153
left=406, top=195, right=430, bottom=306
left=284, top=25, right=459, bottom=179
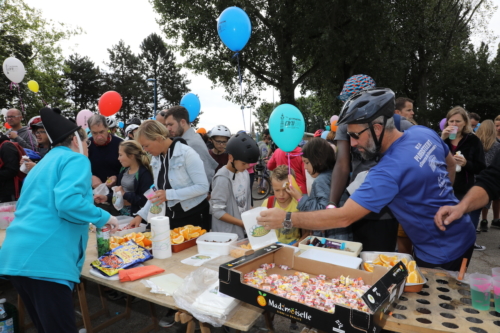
left=40, top=108, right=81, bottom=146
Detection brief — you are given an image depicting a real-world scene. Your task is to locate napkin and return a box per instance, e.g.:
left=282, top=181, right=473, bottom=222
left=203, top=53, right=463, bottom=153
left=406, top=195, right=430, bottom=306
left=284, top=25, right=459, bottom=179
left=119, top=265, right=165, bottom=282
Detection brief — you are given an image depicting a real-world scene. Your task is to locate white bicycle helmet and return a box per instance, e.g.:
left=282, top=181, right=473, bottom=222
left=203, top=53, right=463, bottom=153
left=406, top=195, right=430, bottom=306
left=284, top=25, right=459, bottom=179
left=106, top=116, right=118, bottom=128
left=125, top=124, right=139, bottom=137
left=209, top=125, right=231, bottom=138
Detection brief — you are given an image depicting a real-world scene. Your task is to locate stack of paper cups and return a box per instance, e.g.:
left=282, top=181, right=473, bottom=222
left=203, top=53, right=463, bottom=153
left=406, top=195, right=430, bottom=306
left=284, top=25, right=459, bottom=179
left=150, top=216, right=172, bottom=259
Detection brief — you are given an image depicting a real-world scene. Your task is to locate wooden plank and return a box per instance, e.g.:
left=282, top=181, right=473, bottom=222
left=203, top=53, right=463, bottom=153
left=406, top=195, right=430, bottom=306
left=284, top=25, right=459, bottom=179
left=384, top=268, right=500, bottom=332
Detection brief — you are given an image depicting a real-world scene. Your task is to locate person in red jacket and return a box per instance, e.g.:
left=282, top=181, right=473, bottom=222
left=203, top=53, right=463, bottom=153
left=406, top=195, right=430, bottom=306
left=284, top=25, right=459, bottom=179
left=267, top=147, right=307, bottom=194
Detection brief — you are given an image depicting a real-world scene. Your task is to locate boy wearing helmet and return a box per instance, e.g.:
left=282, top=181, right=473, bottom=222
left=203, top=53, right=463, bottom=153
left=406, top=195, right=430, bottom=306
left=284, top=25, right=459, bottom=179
left=210, top=132, right=260, bottom=239
left=208, top=125, right=231, bottom=173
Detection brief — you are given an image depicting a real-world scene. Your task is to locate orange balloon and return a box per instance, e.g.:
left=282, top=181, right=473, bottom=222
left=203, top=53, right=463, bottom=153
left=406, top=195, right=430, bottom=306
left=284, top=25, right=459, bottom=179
left=5, top=123, right=11, bottom=129
left=330, top=120, right=338, bottom=132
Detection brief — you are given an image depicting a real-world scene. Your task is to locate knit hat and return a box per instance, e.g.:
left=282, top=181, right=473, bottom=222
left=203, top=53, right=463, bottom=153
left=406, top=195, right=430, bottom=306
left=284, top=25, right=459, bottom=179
left=40, top=108, right=81, bottom=145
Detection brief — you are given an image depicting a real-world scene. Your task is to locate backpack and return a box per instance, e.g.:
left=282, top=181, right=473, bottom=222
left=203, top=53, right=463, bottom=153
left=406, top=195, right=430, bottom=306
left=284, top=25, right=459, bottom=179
left=266, top=196, right=275, bottom=209
left=0, top=141, right=27, bottom=199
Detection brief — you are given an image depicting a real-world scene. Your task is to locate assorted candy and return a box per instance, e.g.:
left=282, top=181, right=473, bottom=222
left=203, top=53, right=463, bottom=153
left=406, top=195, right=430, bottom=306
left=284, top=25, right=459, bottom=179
left=243, top=263, right=371, bottom=313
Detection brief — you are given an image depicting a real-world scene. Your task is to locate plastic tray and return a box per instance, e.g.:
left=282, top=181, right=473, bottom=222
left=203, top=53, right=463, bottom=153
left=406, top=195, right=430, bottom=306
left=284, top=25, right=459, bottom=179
left=113, top=221, right=146, bottom=237
left=172, top=237, right=198, bottom=253
left=360, top=251, right=427, bottom=292
left=229, top=238, right=254, bottom=258
left=298, top=236, right=363, bottom=257
left=196, top=232, right=238, bottom=256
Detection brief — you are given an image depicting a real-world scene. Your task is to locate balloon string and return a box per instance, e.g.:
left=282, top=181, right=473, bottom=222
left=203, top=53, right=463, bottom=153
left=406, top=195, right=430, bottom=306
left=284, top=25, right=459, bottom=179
left=233, top=52, right=246, bottom=131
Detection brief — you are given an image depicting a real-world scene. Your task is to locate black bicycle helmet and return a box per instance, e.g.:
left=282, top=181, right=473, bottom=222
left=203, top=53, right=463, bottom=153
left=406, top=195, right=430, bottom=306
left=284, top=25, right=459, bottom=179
left=337, top=88, right=395, bottom=126
left=226, top=132, right=260, bottom=164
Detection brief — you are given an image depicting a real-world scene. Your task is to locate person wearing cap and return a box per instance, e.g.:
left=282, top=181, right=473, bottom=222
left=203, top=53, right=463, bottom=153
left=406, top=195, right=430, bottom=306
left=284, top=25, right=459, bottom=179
left=21, top=116, right=51, bottom=173
left=106, top=116, right=119, bottom=136
left=210, top=132, right=260, bottom=239
left=258, top=88, right=476, bottom=271
left=125, top=124, right=139, bottom=141
left=0, top=108, right=118, bottom=333
left=208, top=125, right=231, bottom=173
left=164, top=106, right=218, bottom=185
left=329, top=75, right=414, bottom=252
left=5, top=108, right=37, bottom=150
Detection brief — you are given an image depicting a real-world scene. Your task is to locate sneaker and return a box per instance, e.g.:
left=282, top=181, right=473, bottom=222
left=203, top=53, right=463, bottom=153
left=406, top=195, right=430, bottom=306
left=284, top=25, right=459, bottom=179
left=492, top=219, right=500, bottom=228
left=474, top=243, right=486, bottom=251
left=480, top=219, right=488, bottom=232
left=158, top=310, right=176, bottom=328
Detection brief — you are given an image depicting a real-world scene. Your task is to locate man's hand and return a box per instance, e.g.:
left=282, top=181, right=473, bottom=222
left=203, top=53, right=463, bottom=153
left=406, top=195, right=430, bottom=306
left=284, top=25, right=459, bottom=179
left=94, top=194, right=107, bottom=204
left=106, top=216, right=119, bottom=232
left=434, top=205, right=465, bottom=231
left=128, top=216, right=143, bottom=228
left=8, top=131, right=18, bottom=139
left=257, top=208, right=287, bottom=230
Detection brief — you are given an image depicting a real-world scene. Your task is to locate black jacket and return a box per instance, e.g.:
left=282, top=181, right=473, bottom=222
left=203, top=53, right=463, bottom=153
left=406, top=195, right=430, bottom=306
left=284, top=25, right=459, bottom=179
left=444, top=133, right=485, bottom=197
left=106, top=165, right=154, bottom=216
left=476, top=148, right=500, bottom=201
left=0, top=135, right=20, bottom=202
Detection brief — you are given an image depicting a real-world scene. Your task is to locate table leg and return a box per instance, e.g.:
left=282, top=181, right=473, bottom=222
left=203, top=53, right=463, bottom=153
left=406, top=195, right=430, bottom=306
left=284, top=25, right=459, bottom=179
left=199, top=321, right=211, bottom=333
left=77, top=282, right=94, bottom=333
left=97, top=285, right=110, bottom=317
left=263, top=311, right=275, bottom=333
left=175, top=311, right=196, bottom=333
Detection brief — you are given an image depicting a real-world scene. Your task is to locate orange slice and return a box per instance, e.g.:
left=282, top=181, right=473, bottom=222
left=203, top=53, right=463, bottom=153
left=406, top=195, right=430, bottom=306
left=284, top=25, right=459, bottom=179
left=181, top=228, right=190, bottom=239
left=172, top=235, right=184, bottom=244
left=189, top=232, right=200, bottom=239
left=380, top=254, right=398, bottom=264
left=135, top=233, right=145, bottom=243
left=137, top=240, right=145, bottom=247
left=363, top=262, right=374, bottom=272
left=407, top=271, right=419, bottom=283
left=190, top=226, right=201, bottom=233
left=401, top=257, right=409, bottom=267
left=372, top=258, right=383, bottom=266
left=184, top=224, right=194, bottom=229
left=110, top=242, right=120, bottom=249
left=199, top=229, right=207, bottom=235
left=407, top=260, right=416, bottom=272
left=143, top=238, right=152, bottom=247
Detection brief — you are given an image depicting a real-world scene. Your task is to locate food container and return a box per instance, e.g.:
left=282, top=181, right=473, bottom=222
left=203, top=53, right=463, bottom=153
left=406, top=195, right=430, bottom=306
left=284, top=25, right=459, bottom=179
left=229, top=238, right=255, bottom=258
left=298, top=236, right=362, bottom=257
left=113, top=216, right=146, bottom=237
left=172, top=237, right=198, bottom=253
left=196, top=232, right=238, bottom=255
left=360, top=251, right=427, bottom=292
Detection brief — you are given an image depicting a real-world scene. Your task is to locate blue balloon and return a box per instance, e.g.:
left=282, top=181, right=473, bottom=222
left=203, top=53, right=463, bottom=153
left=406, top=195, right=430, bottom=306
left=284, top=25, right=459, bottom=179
left=321, top=130, right=329, bottom=139
left=180, top=93, right=201, bottom=122
left=118, top=121, right=124, bottom=129
left=268, top=104, right=305, bottom=153
left=217, top=7, right=252, bottom=52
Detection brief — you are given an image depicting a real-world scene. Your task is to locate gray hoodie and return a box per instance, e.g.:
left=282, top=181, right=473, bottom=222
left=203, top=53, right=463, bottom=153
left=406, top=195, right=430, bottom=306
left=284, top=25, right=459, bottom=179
left=182, top=127, right=218, bottom=185
left=11, top=126, right=37, bottom=151
left=210, top=166, right=251, bottom=239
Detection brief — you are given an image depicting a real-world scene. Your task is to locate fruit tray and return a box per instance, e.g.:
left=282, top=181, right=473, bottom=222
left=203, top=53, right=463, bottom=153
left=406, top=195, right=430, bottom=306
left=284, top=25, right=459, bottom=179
left=360, top=251, right=427, bottom=292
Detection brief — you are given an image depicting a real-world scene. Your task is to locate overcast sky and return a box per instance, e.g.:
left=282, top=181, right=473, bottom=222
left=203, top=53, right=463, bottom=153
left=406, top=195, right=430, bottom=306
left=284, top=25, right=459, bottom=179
left=23, top=0, right=500, bottom=133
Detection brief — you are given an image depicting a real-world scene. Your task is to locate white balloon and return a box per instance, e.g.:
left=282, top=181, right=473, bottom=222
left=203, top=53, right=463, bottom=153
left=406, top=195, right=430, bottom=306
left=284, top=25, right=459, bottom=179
left=1, top=109, right=7, bottom=118
left=3, top=57, right=26, bottom=83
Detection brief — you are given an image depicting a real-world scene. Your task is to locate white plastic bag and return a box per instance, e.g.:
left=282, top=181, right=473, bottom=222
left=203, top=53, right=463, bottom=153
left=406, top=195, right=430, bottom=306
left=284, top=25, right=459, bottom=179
left=147, top=201, right=166, bottom=223
left=93, top=183, right=109, bottom=196
left=112, top=187, right=124, bottom=210
left=173, top=267, right=238, bottom=327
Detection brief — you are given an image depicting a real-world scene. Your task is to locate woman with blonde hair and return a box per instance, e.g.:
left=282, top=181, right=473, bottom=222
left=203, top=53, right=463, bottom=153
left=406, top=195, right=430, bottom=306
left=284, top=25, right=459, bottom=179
left=441, top=107, right=486, bottom=249
left=94, top=140, right=154, bottom=217
left=475, top=120, right=500, bottom=232
left=128, top=120, right=210, bottom=230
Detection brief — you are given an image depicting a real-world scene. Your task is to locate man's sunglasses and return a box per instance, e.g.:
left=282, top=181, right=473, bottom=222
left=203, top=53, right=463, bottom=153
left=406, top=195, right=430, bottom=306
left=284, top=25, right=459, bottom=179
left=346, top=127, right=370, bottom=140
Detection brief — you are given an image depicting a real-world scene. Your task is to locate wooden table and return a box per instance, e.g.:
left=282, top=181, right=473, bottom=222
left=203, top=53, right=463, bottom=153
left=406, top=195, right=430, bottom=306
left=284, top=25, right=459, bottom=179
left=384, top=267, right=500, bottom=332
left=0, top=230, right=265, bottom=332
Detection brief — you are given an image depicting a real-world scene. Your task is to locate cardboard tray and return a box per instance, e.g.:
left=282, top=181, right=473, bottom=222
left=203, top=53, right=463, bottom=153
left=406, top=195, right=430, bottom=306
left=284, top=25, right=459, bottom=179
left=298, top=235, right=363, bottom=257
left=360, top=251, right=427, bottom=292
left=171, top=237, right=198, bottom=253
left=220, top=245, right=408, bottom=333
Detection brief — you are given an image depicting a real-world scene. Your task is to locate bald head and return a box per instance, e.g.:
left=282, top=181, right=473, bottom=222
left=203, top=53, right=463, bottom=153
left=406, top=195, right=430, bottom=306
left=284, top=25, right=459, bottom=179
left=6, top=108, right=23, bottom=130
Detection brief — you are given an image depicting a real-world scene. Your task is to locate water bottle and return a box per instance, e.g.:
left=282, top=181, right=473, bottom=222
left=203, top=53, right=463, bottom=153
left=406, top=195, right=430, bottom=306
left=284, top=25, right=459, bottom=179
left=0, top=298, right=15, bottom=333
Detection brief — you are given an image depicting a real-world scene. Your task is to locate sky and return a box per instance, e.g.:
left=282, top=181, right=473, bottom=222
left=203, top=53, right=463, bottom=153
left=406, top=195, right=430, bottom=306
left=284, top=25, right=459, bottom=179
left=22, top=0, right=500, bottom=133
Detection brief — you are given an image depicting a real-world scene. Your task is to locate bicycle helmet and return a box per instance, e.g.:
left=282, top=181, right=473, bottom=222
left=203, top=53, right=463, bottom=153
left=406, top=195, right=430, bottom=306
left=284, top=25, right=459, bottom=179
left=209, top=125, right=231, bottom=138
left=127, top=117, right=141, bottom=126
left=125, top=124, right=139, bottom=137
left=226, top=132, right=260, bottom=179
left=337, top=74, right=376, bottom=102
left=106, top=116, right=118, bottom=128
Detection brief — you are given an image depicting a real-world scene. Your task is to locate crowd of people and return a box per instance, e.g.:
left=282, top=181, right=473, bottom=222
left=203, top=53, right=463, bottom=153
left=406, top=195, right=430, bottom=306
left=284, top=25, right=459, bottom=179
left=1, top=73, right=500, bottom=332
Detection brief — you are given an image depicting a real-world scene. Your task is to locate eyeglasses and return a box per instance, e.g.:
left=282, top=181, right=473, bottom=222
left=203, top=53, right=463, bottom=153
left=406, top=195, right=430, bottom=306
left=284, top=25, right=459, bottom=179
left=86, top=139, right=92, bottom=147
left=213, top=139, right=228, bottom=145
left=34, top=130, right=46, bottom=135
left=5, top=115, right=21, bottom=119
left=346, top=127, right=370, bottom=140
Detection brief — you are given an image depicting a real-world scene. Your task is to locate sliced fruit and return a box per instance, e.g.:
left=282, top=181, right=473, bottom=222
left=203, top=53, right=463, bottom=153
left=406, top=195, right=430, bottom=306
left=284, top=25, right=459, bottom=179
left=199, top=229, right=207, bottom=235
left=380, top=254, right=398, bottom=264
left=134, top=234, right=145, bottom=243
left=363, top=262, right=374, bottom=272
left=389, top=260, right=398, bottom=266
left=190, top=226, right=202, bottom=233
left=137, top=241, right=145, bottom=247
left=110, top=242, right=120, bottom=249
left=181, top=228, right=190, bottom=239
left=372, top=258, right=383, bottom=266
left=188, top=232, right=200, bottom=239
left=401, top=257, right=409, bottom=267
left=184, top=224, right=194, bottom=229
left=172, top=235, right=185, bottom=244
left=143, top=232, right=151, bottom=238
left=407, top=271, right=419, bottom=283
left=170, top=230, right=179, bottom=237
left=143, top=238, right=152, bottom=247
left=173, top=228, right=180, bottom=233
left=407, top=260, right=417, bottom=272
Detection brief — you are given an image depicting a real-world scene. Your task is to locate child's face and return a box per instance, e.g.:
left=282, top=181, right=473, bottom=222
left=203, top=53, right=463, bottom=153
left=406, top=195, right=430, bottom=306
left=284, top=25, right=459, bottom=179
left=271, top=178, right=292, bottom=204
left=211, top=135, right=228, bottom=153
left=302, top=157, right=317, bottom=178
left=232, top=159, right=249, bottom=172
left=118, top=146, right=132, bottom=168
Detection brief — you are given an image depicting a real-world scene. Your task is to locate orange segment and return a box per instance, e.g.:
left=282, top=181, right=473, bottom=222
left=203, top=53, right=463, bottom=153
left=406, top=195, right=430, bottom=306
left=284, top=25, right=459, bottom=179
left=407, top=271, right=419, bottom=283
left=110, top=242, right=120, bottom=249
left=407, top=260, right=416, bottom=272
left=372, top=258, right=383, bottom=266
left=143, top=238, right=152, bottom=247
left=172, top=235, right=184, bottom=244
left=363, top=262, right=374, bottom=273
left=188, top=232, right=200, bottom=239
left=199, top=229, right=207, bottom=235
left=134, top=234, right=145, bottom=243
left=379, top=254, right=398, bottom=264
left=190, top=226, right=201, bottom=233
left=401, top=257, right=409, bottom=267
left=181, top=228, right=190, bottom=239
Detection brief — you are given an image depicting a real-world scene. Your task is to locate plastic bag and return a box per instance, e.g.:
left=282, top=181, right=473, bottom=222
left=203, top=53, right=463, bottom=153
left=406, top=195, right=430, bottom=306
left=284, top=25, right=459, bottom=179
left=112, top=187, right=124, bottom=210
left=93, top=183, right=109, bottom=196
left=147, top=201, right=166, bottom=223
left=173, top=267, right=238, bottom=327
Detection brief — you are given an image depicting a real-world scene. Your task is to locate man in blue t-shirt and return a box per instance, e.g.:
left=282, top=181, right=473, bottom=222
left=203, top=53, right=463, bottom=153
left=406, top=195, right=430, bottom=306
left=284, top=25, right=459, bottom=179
left=257, top=88, right=476, bottom=271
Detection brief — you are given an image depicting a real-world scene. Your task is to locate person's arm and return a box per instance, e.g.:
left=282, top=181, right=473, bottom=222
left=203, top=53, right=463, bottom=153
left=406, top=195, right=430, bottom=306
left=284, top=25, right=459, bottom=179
left=165, top=149, right=209, bottom=201
left=297, top=178, right=330, bottom=211
left=0, top=143, right=19, bottom=181
left=257, top=197, right=371, bottom=230
left=445, top=152, right=456, bottom=185
left=267, top=152, right=277, bottom=170
left=10, top=133, right=34, bottom=150
left=210, top=175, right=241, bottom=224
left=434, top=186, right=490, bottom=231
left=218, top=213, right=244, bottom=227
left=329, top=140, right=351, bottom=205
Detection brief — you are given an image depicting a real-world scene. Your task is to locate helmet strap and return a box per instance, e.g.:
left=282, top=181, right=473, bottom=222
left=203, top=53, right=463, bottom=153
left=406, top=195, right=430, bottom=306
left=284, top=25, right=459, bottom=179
left=231, top=161, right=237, bottom=180
left=368, top=117, right=387, bottom=162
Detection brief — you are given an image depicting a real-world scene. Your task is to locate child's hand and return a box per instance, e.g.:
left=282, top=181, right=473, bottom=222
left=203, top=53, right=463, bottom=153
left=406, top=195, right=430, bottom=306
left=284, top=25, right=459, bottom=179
left=286, top=185, right=302, bottom=201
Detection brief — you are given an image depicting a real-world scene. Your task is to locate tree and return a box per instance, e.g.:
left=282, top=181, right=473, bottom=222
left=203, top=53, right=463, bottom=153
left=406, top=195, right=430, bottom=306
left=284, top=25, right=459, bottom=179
left=104, top=40, right=150, bottom=121
left=140, top=33, right=190, bottom=110
left=64, top=54, right=103, bottom=117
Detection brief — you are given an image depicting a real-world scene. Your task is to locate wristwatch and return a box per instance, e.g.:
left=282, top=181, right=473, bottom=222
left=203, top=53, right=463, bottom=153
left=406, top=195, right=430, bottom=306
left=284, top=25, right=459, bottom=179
left=282, top=212, right=293, bottom=230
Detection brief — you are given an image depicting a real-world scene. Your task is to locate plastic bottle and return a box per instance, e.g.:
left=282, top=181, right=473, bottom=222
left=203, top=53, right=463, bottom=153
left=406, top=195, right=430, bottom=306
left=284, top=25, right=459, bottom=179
left=455, top=151, right=462, bottom=172
left=0, top=298, right=15, bottom=333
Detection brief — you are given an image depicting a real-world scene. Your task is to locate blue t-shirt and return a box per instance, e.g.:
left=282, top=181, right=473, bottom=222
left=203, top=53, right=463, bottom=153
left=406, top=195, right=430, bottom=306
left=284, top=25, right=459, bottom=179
left=350, top=126, right=476, bottom=264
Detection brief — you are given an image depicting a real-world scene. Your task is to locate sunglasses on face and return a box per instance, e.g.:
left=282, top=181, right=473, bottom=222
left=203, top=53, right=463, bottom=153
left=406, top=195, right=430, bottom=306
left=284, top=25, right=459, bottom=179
left=346, top=127, right=370, bottom=140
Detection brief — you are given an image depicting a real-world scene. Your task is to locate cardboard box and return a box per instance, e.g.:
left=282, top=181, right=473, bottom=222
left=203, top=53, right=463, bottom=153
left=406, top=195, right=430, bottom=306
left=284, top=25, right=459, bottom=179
left=220, top=245, right=407, bottom=333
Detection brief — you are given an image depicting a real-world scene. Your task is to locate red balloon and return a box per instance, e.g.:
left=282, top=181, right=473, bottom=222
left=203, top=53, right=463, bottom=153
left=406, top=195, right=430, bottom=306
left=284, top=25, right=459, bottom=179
left=5, top=123, right=11, bottom=129
left=98, top=91, right=122, bottom=116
